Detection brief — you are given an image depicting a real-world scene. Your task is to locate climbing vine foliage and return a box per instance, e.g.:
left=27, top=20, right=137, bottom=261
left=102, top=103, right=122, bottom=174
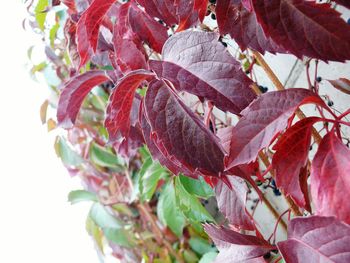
left=29, top=0, right=350, bottom=262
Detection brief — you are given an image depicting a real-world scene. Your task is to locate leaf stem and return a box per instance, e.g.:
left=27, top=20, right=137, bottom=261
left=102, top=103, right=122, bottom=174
left=251, top=50, right=323, bottom=144
left=137, top=203, right=185, bottom=263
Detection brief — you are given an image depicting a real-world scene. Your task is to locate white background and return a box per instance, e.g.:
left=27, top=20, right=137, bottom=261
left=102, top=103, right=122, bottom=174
left=0, top=1, right=100, bottom=262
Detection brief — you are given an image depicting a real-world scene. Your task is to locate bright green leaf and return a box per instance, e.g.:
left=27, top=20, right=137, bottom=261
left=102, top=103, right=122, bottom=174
left=55, top=136, right=83, bottom=167
left=174, top=177, right=214, bottom=224
left=104, top=228, right=135, bottom=248
left=183, top=250, right=199, bottom=263
left=189, top=237, right=216, bottom=255
left=35, top=0, right=49, bottom=31
left=179, top=175, right=214, bottom=199
left=49, top=23, right=60, bottom=47
left=199, top=252, right=218, bottom=263
left=89, top=203, right=122, bottom=229
left=89, top=142, right=124, bottom=169
left=86, top=216, right=104, bottom=254
left=139, top=159, right=167, bottom=202
left=157, top=182, right=186, bottom=237
left=68, top=190, right=97, bottom=204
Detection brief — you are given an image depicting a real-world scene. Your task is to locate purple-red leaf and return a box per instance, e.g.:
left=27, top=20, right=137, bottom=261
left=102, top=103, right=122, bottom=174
left=328, top=78, right=350, bottom=95
left=76, top=0, right=116, bottom=68
left=272, top=117, right=321, bottom=209
left=252, top=0, right=350, bottom=61
left=215, top=176, right=255, bottom=230
left=128, top=3, right=169, bottom=54
left=311, top=131, right=350, bottom=224
left=216, top=0, right=283, bottom=54
left=112, top=3, right=148, bottom=73
left=57, top=70, right=109, bottom=127
left=135, top=0, right=208, bottom=31
left=226, top=89, right=325, bottom=170
left=278, top=216, right=350, bottom=262
left=204, top=224, right=273, bottom=262
left=150, top=31, right=256, bottom=115
left=144, top=80, right=226, bottom=178
left=105, top=70, right=155, bottom=142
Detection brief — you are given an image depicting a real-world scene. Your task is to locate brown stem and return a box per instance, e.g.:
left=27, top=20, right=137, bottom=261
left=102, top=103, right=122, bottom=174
left=137, top=203, right=185, bottom=263
left=251, top=50, right=322, bottom=144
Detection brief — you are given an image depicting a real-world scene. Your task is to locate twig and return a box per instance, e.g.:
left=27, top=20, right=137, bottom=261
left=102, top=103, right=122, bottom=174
left=251, top=50, right=323, bottom=144
left=137, top=203, right=184, bottom=263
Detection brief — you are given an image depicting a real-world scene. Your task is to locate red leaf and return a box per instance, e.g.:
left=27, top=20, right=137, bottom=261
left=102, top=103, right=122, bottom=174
left=225, top=89, right=325, bottom=170
left=105, top=70, right=155, bottom=142
left=76, top=0, right=116, bottom=68
left=135, top=0, right=208, bottom=31
left=272, top=117, right=321, bottom=209
left=215, top=176, right=255, bottom=230
left=57, top=70, right=109, bottom=128
left=278, top=216, right=350, bottom=262
left=150, top=31, right=256, bottom=115
left=328, top=78, right=350, bottom=95
left=144, top=80, right=226, bottom=178
left=140, top=110, right=192, bottom=177
left=112, top=3, right=148, bottom=73
left=61, top=0, right=76, bottom=12
left=216, top=0, right=283, bottom=54
left=204, top=224, right=273, bottom=262
left=311, top=131, right=350, bottom=224
left=128, top=3, right=169, bottom=54
left=252, top=0, right=350, bottom=61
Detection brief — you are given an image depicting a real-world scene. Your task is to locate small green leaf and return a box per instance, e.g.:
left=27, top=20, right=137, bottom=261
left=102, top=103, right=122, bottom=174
left=179, top=175, right=214, bottom=199
left=139, top=159, right=167, bottom=202
left=55, top=136, right=83, bottom=167
left=68, top=190, right=98, bottom=204
left=157, top=182, right=186, bottom=237
left=174, top=177, right=214, bottom=225
left=86, top=216, right=104, bottom=254
left=89, top=142, right=124, bottom=169
left=104, top=228, right=135, bottom=248
left=35, top=0, right=49, bottom=31
left=183, top=250, right=199, bottom=263
left=49, top=23, right=60, bottom=47
left=199, top=252, right=218, bottom=263
left=89, top=203, right=122, bottom=229
left=189, top=237, right=216, bottom=255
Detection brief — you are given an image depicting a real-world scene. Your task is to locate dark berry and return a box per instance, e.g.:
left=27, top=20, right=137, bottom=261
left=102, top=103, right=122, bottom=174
left=309, top=145, right=313, bottom=151
left=258, top=85, right=268, bottom=93
left=271, top=249, right=279, bottom=254
left=328, top=101, right=334, bottom=107
left=204, top=200, right=209, bottom=204
left=273, top=188, right=282, bottom=196
left=316, top=76, right=322, bottom=82
left=347, top=18, right=350, bottom=25
left=211, top=13, right=216, bottom=20
left=245, top=70, right=250, bottom=74
left=263, top=252, right=271, bottom=259
left=209, top=0, right=216, bottom=3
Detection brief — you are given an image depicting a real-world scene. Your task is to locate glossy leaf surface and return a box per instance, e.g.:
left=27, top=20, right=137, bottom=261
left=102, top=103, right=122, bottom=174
left=150, top=31, right=256, bottom=115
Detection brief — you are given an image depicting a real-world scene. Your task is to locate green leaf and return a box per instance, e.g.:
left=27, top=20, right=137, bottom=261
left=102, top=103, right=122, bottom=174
left=174, top=177, right=214, bottom=224
left=179, top=175, right=214, bottom=199
left=104, top=228, right=135, bottom=248
left=90, top=87, right=109, bottom=111
left=199, top=252, right=218, bottom=263
left=139, top=159, right=167, bottom=202
left=49, top=23, right=60, bottom=47
left=157, top=182, right=186, bottom=237
left=89, top=203, right=122, bottom=229
left=184, top=250, right=199, bottom=263
left=89, top=142, right=124, bottom=169
left=68, top=190, right=98, bottom=204
left=55, top=136, right=83, bottom=167
left=86, top=216, right=104, bottom=254
left=35, top=0, right=49, bottom=31
left=189, top=237, right=216, bottom=255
